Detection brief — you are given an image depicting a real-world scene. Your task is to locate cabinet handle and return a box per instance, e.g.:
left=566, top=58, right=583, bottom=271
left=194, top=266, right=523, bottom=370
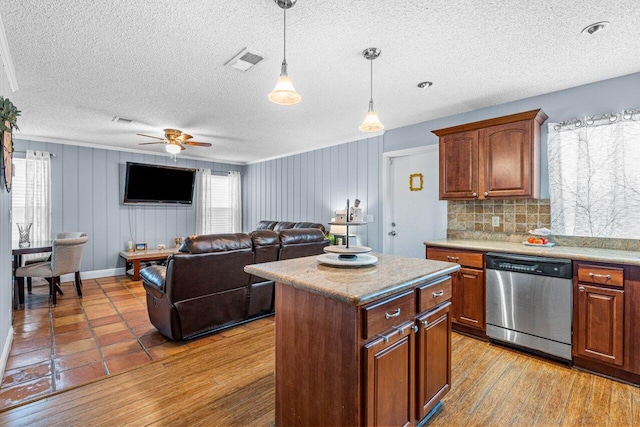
left=484, top=192, right=489, bottom=197
left=579, top=286, right=585, bottom=292
left=378, top=324, right=411, bottom=343
left=432, top=290, right=445, bottom=298
left=446, top=256, right=460, bottom=262
left=472, top=192, right=477, bottom=198
left=422, top=320, right=429, bottom=328
left=588, top=272, right=611, bottom=280
left=412, top=325, right=419, bottom=333
left=385, top=308, right=401, bottom=319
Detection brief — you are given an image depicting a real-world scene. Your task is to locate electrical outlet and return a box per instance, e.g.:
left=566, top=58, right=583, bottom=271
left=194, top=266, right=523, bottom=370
left=492, top=216, right=500, bottom=227
left=366, top=215, right=374, bottom=223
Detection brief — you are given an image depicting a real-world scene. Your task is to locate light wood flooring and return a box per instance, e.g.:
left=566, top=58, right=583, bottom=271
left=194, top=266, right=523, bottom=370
left=0, top=321, right=638, bottom=426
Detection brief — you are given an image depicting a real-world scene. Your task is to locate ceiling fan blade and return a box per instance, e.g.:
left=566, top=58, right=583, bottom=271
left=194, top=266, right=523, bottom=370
left=178, top=133, right=193, bottom=142
left=137, top=133, right=166, bottom=141
left=184, top=141, right=212, bottom=147
left=139, top=142, right=166, bottom=145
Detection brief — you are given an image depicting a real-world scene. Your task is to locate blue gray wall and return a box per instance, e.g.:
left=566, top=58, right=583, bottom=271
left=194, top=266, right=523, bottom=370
left=0, top=65, right=14, bottom=376
left=243, top=72, right=640, bottom=251
left=12, top=139, right=243, bottom=273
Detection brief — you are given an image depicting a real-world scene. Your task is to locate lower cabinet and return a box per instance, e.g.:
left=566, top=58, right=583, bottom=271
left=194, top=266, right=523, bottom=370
left=363, top=300, right=452, bottom=426
left=455, top=268, right=485, bottom=330
left=416, top=302, right=451, bottom=420
left=575, top=284, right=625, bottom=366
left=364, top=321, right=415, bottom=427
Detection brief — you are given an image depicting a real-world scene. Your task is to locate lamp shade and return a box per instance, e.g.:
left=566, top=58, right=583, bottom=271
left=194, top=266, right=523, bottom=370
left=165, top=144, right=181, bottom=154
left=359, top=110, right=384, bottom=132
left=268, top=74, right=301, bottom=105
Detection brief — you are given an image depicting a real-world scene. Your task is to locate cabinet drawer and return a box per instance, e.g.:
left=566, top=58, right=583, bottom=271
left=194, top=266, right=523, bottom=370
left=417, top=277, right=452, bottom=314
left=577, top=264, right=623, bottom=288
left=362, top=290, right=415, bottom=340
left=426, top=247, right=483, bottom=268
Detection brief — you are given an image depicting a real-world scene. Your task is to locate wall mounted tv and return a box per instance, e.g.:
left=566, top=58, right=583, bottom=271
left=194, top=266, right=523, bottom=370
left=123, top=162, right=196, bottom=205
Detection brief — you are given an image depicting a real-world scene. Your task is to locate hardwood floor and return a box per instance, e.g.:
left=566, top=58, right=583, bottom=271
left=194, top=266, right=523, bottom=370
left=0, top=323, right=638, bottom=426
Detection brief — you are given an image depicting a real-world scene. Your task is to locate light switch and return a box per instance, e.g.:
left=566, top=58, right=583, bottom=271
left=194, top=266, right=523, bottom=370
left=492, top=216, right=500, bottom=227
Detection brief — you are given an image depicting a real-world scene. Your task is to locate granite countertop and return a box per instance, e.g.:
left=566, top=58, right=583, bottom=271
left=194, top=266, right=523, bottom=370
left=244, top=252, right=460, bottom=306
left=424, top=239, right=640, bottom=266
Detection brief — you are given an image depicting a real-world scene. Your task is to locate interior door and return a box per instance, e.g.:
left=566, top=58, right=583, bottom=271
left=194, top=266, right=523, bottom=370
left=387, top=148, right=447, bottom=258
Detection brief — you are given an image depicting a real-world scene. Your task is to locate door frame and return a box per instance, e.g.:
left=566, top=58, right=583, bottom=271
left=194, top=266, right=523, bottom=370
left=382, top=144, right=440, bottom=254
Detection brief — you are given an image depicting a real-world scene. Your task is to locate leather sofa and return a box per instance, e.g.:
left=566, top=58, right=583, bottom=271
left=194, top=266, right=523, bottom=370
left=140, top=228, right=328, bottom=340
left=255, top=220, right=326, bottom=234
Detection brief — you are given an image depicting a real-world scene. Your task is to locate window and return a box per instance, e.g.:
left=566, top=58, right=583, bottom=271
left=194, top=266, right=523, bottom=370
left=548, top=109, right=640, bottom=238
left=195, top=170, right=242, bottom=234
left=11, top=158, right=26, bottom=242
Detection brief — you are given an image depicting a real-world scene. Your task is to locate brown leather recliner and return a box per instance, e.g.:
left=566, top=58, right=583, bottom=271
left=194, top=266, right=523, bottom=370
left=141, top=229, right=328, bottom=340
left=141, top=234, right=254, bottom=340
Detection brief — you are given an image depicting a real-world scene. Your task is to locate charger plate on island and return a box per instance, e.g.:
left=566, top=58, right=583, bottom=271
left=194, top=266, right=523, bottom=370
left=317, top=253, right=378, bottom=267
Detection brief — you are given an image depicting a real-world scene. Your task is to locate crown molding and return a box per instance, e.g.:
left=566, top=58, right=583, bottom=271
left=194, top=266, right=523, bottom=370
left=0, top=12, right=18, bottom=92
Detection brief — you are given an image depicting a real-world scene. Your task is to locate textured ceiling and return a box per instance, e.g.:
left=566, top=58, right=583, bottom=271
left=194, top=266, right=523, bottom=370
left=2, top=0, right=640, bottom=164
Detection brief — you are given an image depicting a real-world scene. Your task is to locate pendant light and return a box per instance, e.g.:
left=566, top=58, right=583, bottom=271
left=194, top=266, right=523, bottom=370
left=268, top=0, right=301, bottom=105
left=359, top=47, right=384, bottom=132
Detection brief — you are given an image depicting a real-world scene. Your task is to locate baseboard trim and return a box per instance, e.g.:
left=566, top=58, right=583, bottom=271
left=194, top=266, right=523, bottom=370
left=0, top=326, right=14, bottom=382
left=60, top=267, right=126, bottom=282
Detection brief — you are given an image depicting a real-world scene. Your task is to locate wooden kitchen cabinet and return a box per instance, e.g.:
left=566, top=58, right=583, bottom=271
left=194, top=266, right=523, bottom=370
left=575, top=284, right=624, bottom=366
left=364, top=321, right=415, bottom=427
left=433, top=109, right=547, bottom=200
left=426, top=247, right=485, bottom=335
left=416, top=302, right=451, bottom=420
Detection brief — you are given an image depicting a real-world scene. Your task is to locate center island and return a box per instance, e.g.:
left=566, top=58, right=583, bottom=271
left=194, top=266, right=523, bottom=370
left=245, top=252, right=460, bottom=427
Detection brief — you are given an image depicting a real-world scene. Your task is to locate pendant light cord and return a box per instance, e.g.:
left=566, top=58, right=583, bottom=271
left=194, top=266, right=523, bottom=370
left=283, top=7, right=287, bottom=62
left=370, top=57, right=373, bottom=101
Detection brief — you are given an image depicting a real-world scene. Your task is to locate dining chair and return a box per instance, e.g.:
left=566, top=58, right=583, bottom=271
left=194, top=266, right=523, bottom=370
left=25, top=232, right=87, bottom=294
left=15, top=235, right=89, bottom=305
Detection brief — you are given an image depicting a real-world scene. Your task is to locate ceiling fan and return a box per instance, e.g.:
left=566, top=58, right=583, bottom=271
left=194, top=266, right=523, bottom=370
left=137, top=129, right=212, bottom=154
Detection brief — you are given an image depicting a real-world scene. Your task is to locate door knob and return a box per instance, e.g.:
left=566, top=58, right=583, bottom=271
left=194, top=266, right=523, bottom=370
left=388, top=231, right=397, bottom=236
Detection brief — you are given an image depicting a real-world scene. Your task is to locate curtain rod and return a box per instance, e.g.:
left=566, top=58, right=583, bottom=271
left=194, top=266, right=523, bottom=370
left=13, top=151, right=56, bottom=157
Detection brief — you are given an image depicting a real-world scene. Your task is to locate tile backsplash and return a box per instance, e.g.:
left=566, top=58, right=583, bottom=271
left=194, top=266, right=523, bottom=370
left=446, top=199, right=640, bottom=251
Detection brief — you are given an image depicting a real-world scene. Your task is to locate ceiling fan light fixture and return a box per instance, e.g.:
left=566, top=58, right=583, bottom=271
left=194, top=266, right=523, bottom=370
left=269, top=0, right=301, bottom=105
left=165, top=144, right=181, bottom=155
left=360, top=47, right=384, bottom=133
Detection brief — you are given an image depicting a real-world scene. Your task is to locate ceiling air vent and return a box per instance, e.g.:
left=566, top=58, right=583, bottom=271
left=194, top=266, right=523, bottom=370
left=225, top=48, right=264, bottom=72
left=112, top=116, right=133, bottom=124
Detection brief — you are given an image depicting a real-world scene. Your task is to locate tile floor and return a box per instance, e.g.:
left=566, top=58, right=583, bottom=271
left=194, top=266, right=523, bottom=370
left=0, top=275, right=271, bottom=410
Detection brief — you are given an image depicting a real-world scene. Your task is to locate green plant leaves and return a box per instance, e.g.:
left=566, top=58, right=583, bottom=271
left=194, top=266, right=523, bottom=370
left=0, top=97, right=20, bottom=132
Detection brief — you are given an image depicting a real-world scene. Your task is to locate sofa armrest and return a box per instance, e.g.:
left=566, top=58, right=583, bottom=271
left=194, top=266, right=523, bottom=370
left=141, top=265, right=167, bottom=299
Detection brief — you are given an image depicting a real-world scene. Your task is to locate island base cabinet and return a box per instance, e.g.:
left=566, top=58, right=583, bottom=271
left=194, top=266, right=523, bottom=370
left=416, top=302, right=451, bottom=420
left=364, top=321, right=415, bottom=427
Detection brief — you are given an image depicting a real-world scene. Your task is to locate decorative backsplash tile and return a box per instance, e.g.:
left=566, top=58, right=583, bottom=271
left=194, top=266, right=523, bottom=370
left=446, top=199, right=640, bottom=251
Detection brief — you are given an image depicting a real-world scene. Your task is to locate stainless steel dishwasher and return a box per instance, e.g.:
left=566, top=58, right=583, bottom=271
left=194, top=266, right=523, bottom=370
left=485, top=252, right=573, bottom=360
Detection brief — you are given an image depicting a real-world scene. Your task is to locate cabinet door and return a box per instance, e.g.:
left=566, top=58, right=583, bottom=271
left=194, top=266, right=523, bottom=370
left=478, top=120, right=535, bottom=198
left=575, top=284, right=624, bottom=366
left=439, top=130, right=478, bottom=199
left=456, top=267, right=485, bottom=330
left=364, top=322, right=415, bottom=427
left=416, top=302, right=451, bottom=421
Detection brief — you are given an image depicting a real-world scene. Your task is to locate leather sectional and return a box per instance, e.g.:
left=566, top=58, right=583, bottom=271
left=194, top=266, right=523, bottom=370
left=140, top=224, right=327, bottom=340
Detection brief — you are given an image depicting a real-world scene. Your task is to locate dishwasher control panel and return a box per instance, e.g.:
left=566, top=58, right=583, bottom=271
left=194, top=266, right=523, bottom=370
left=486, top=252, right=572, bottom=279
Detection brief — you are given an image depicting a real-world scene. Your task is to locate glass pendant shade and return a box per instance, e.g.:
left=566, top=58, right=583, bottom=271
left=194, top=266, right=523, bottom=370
left=359, top=100, right=384, bottom=132
left=269, top=62, right=301, bottom=105
left=165, top=144, right=181, bottom=154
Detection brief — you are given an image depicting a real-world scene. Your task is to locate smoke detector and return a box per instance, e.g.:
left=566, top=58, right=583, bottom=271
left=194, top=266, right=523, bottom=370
left=225, top=48, right=264, bottom=72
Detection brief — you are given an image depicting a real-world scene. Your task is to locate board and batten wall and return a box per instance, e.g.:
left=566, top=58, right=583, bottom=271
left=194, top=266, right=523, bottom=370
left=243, top=136, right=383, bottom=250
left=13, top=139, right=243, bottom=275
left=0, top=51, right=14, bottom=380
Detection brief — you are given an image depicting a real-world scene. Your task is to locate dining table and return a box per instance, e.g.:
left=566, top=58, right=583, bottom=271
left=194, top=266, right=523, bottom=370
left=11, top=240, right=52, bottom=309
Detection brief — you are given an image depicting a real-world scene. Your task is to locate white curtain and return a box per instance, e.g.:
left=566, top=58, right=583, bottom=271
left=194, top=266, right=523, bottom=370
left=25, top=150, right=51, bottom=243
left=548, top=109, right=640, bottom=238
left=228, top=171, right=242, bottom=233
left=195, top=169, right=242, bottom=235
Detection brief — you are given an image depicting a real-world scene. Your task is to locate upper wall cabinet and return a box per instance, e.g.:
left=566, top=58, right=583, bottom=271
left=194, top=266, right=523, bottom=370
left=432, top=109, right=548, bottom=200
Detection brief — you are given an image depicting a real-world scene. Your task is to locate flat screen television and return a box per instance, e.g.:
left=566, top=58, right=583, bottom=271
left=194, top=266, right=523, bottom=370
left=123, top=162, right=196, bottom=205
